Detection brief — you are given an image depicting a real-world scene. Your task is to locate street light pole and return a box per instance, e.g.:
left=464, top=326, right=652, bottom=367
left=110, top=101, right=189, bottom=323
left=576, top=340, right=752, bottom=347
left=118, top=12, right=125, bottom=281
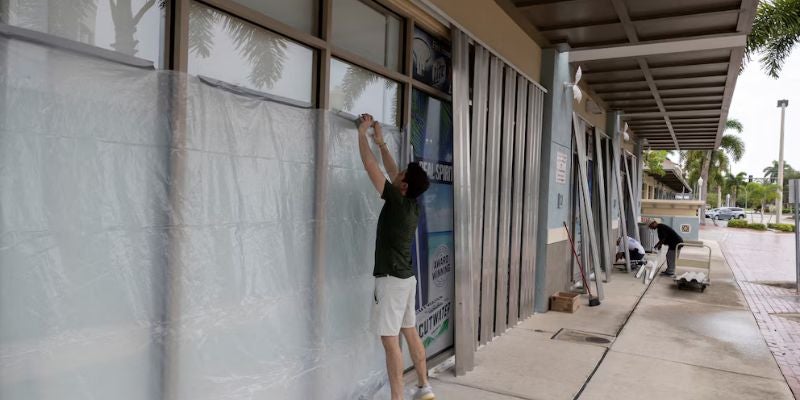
left=777, top=99, right=789, bottom=223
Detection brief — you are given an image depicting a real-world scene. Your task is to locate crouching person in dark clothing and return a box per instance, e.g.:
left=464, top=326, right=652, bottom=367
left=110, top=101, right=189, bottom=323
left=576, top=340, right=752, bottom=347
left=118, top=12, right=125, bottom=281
left=648, top=220, right=684, bottom=277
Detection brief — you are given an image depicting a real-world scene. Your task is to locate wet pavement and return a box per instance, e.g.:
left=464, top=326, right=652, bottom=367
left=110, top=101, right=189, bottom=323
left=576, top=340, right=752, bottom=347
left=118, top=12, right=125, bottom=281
left=707, top=224, right=800, bottom=398
left=417, top=234, right=795, bottom=400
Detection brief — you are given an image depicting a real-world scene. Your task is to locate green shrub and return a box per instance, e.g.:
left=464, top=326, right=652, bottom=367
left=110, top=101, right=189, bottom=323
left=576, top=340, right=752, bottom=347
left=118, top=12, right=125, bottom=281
left=748, top=223, right=767, bottom=231
left=727, top=219, right=749, bottom=228
left=768, top=223, right=796, bottom=232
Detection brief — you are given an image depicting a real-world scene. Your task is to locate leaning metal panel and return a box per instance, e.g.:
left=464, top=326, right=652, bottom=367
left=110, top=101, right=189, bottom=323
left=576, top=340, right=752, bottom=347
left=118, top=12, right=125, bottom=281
left=508, top=75, right=527, bottom=327
left=470, top=45, right=490, bottom=347
left=494, top=66, right=516, bottom=334
left=572, top=114, right=605, bottom=300
left=612, top=113, right=632, bottom=272
left=451, top=28, right=475, bottom=376
left=594, top=132, right=611, bottom=282
left=623, top=153, right=640, bottom=241
left=479, top=55, right=503, bottom=343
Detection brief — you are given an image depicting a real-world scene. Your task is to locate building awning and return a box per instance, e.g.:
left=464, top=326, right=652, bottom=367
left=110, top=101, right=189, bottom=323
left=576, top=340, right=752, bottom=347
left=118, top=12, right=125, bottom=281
left=502, top=0, right=758, bottom=150
left=646, top=158, right=692, bottom=193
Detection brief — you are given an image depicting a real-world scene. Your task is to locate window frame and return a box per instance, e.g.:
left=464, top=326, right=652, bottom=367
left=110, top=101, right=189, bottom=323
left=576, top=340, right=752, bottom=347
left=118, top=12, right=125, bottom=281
left=171, top=0, right=451, bottom=126
left=184, top=2, right=318, bottom=107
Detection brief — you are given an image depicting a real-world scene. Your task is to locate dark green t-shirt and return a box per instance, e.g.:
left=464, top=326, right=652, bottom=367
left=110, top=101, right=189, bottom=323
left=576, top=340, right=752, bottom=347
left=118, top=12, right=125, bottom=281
left=373, top=179, right=419, bottom=278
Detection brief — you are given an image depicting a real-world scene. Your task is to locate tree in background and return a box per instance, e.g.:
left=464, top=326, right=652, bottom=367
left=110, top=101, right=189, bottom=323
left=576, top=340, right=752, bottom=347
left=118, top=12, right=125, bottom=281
left=724, top=171, right=748, bottom=206
left=643, top=150, right=669, bottom=176
left=763, top=160, right=800, bottom=211
left=763, top=160, right=798, bottom=183
left=683, top=119, right=745, bottom=223
left=746, top=0, right=800, bottom=78
left=745, top=182, right=780, bottom=223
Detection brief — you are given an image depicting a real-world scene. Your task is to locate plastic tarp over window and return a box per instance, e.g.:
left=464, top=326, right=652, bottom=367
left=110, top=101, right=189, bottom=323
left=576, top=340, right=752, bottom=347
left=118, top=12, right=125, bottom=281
left=0, top=37, right=402, bottom=400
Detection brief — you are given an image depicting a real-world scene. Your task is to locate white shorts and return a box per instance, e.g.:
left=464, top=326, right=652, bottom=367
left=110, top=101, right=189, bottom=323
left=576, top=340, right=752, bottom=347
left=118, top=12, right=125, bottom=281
left=371, top=276, right=417, bottom=336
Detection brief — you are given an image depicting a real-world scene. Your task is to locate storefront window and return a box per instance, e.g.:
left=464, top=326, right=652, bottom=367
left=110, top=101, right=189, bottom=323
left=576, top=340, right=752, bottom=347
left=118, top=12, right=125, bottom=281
left=331, top=0, right=401, bottom=71
left=230, top=0, right=316, bottom=35
left=330, top=58, right=399, bottom=126
left=0, top=0, right=165, bottom=66
left=412, top=28, right=452, bottom=94
left=187, top=2, right=314, bottom=106
left=409, top=88, right=454, bottom=358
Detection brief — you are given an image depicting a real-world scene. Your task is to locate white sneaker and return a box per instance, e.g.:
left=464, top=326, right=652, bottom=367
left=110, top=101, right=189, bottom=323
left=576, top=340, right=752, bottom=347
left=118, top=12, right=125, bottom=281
left=414, top=384, right=436, bottom=400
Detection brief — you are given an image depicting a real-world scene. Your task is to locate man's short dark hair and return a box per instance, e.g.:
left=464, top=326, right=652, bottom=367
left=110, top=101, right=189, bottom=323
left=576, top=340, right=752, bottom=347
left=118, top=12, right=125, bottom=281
left=404, top=162, right=430, bottom=199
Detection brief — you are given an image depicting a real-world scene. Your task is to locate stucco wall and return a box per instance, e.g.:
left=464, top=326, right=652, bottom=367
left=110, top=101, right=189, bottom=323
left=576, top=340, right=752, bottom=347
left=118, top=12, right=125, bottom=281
left=543, top=240, right=572, bottom=304
left=425, top=0, right=542, bottom=81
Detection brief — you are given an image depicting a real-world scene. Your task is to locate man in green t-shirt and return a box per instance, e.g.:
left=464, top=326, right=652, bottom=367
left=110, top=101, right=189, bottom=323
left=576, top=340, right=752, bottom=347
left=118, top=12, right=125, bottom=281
left=356, top=113, right=434, bottom=400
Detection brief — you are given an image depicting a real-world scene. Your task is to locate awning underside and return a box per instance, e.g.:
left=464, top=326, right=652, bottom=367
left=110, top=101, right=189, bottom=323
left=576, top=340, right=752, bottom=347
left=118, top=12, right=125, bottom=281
left=505, top=0, right=758, bottom=150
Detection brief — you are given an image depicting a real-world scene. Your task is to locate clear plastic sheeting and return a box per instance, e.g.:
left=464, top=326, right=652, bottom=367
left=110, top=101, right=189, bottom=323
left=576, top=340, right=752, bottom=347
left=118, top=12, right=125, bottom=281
left=1, top=36, right=401, bottom=400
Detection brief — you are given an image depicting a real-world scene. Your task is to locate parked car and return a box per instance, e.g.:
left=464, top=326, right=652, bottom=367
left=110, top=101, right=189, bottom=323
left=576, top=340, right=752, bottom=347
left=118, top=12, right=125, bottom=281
left=716, top=207, right=746, bottom=220
left=705, top=208, right=720, bottom=219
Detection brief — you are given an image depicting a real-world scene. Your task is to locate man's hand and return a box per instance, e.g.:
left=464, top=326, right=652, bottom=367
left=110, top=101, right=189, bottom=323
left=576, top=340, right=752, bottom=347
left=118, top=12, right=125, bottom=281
left=358, top=114, right=374, bottom=135
left=373, top=121, right=384, bottom=144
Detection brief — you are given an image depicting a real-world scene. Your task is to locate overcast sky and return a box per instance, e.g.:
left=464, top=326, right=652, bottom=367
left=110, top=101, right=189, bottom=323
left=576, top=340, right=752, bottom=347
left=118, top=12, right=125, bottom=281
left=726, top=50, right=800, bottom=178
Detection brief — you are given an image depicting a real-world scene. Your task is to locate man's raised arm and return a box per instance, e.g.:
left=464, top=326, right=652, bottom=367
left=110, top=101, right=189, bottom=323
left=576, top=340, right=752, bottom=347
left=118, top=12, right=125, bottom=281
left=372, top=121, right=399, bottom=179
left=357, top=114, right=386, bottom=195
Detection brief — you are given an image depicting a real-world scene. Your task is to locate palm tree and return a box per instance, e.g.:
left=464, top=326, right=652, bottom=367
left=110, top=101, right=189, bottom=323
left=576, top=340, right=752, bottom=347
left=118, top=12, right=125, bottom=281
left=188, top=2, right=288, bottom=91
left=746, top=0, right=800, bottom=78
left=723, top=172, right=747, bottom=206
left=763, top=160, right=796, bottom=183
left=109, top=0, right=165, bottom=57
left=338, top=66, right=399, bottom=125
left=763, top=160, right=800, bottom=210
left=686, top=119, right=745, bottom=224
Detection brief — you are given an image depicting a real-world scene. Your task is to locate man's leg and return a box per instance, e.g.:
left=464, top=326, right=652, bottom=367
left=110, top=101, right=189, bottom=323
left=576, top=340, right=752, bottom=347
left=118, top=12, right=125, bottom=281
left=380, top=336, right=404, bottom=400
left=401, top=327, right=429, bottom=387
left=666, top=248, right=676, bottom=275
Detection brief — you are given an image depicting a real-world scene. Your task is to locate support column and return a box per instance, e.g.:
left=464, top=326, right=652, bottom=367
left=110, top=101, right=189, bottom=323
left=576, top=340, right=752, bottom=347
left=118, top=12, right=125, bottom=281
left=534, top=48, right=574, bottom=312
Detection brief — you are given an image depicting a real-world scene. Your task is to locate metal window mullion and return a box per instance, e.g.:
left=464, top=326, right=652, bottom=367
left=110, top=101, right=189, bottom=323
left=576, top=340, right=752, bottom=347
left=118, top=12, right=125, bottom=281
left=507, top=74, right=527, bottom=327
left=529, top=89, right=544, bottom=314
left=494, top=66, right=516, bottom=334
left=402, top=16, right=414, bottom=130
left=451, top=27, right=475, bottom=376
left=470, top=45, right=490, bottom=346
left=308, top=0, right=332, bottom=397
left=479, top=55, right=503, bottom=343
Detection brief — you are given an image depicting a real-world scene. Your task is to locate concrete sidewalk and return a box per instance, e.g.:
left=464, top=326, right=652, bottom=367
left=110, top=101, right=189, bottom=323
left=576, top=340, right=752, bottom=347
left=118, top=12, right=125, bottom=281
left=711, top=225, right=800, bottom=397
left=426, top=239, right=794, bottom=399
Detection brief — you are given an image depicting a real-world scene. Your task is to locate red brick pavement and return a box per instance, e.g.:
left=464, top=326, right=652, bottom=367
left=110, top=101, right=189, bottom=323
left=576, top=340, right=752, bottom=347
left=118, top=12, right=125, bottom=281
left=717, top=227, right=800, bottom=399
